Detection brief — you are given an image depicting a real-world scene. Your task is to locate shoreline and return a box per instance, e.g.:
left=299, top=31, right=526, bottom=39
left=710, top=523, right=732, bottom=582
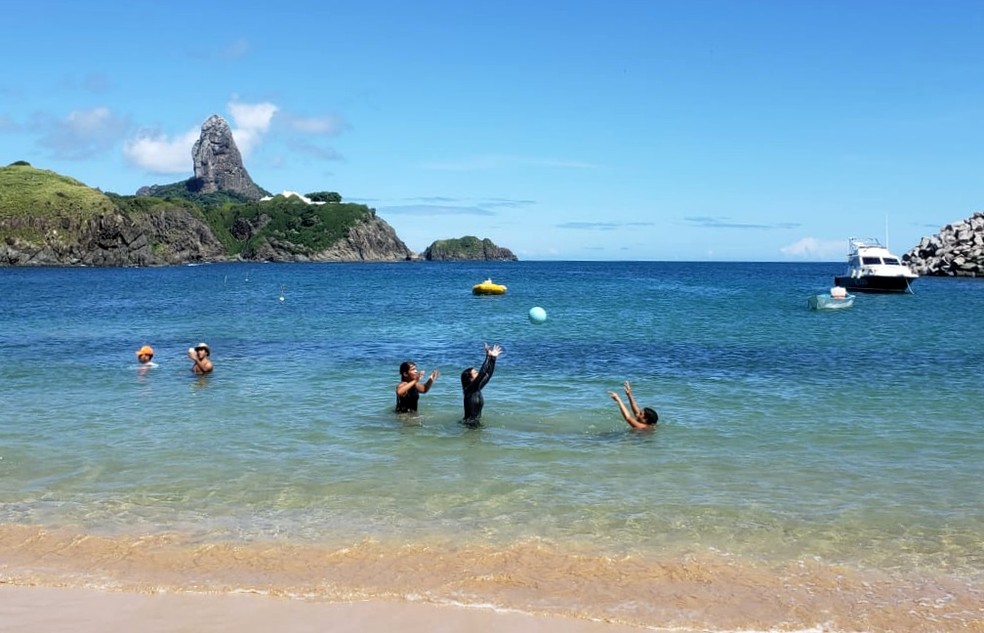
left=2, top=523, right=982, bottom=632
left=0, top=585, right=648, bottom=633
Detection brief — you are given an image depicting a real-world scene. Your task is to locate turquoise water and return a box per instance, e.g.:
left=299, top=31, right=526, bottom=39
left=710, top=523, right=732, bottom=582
left=2, top=261, right=982, bottom=630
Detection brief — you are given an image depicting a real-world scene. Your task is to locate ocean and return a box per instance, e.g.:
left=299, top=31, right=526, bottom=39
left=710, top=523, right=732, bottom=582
left=1, top=261, right=982, bottom=632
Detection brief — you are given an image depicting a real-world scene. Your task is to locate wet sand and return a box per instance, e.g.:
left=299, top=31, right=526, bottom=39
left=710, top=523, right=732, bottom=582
left=0, top=585, right=647, bottom=633
left=3, top=522, right=984, bottom=632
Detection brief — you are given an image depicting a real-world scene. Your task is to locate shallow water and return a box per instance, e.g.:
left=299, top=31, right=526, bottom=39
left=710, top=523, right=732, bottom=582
left=1, top=261, right=982, bottom=631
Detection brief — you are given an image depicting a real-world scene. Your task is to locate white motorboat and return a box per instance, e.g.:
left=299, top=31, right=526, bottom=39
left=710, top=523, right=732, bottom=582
left=833, top=238, right=917, bottom=294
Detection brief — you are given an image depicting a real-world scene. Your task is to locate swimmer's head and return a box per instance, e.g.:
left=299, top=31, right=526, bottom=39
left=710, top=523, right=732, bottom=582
left=194, top=343, right=210, bottom=357
left=642, top=407, right=659, bottom=426
left=400, top=360, right=415, bottom=377
left=460, top=367, right=477, bottom=389
left=136, top=345, right=154, bottom=363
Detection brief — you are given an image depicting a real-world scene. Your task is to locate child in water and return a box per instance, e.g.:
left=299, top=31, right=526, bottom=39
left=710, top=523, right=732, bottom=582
left=460, top=343, right=502, bottom=426
left=609, top=381, right=658, bottom=429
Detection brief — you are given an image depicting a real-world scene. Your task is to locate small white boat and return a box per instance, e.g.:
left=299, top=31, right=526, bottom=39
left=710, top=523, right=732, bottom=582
left=809, top=286, right=855, bottom=310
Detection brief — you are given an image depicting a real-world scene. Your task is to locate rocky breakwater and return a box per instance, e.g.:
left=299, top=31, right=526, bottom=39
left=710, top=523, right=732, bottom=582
left=903, top=211, right=984, bottom=277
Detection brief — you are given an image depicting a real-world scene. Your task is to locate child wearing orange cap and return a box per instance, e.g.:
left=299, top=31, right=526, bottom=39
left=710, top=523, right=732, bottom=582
left=135, top=345, right=155, bottom=365
left=135, top=345, right=157, bottom=374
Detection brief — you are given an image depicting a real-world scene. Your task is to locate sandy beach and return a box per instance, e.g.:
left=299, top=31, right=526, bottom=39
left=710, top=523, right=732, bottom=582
left=0, top=585, right=648, bottom=633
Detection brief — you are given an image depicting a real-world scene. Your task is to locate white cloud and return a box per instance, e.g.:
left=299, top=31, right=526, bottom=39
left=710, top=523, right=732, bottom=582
left=780, top=237, right=846, bottom=260
left=285, top=138, right=343, bottom=161
left=228, top=100, right=278, bottom=156
left=228, top=100, right=278, bottom=130
left=123, top=127, right=199, bottom=174
left=221, top=38, right=250, bottom=60
left=287, top=113, right=347, bottom=135
left=419, top=154, right=600, bottom=171
left=121, top=99, right=286, bottom=174
left=379, top=204, right=494, bottom=216
left=35, top=107, right=129, bottom=159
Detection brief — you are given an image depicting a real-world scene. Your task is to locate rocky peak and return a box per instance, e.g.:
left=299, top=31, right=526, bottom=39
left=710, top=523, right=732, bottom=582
left=191, top=115, right=264, bottom=200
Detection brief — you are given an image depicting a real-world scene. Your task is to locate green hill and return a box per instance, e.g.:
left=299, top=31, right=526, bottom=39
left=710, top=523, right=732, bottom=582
left=0, top=162, right=117, bottom=240
left=0, top=162, right=411, bottom=265
left=423, top=235, right=517, bottom=261
left=195, top=193, right=378, bottom=258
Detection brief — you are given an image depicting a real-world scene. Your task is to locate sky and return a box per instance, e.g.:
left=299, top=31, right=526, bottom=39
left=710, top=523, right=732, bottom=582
left=2, top=1, right=983, bottom=261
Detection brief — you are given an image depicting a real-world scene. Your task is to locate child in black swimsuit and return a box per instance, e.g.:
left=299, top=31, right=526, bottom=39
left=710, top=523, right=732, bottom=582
left=460, top=343, right=502, bottom=426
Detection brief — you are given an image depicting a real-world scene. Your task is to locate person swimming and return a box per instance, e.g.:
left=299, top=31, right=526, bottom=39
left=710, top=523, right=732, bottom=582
left=135, top=345, right=156, bottom=366
left=395, top=360, right=439, bottom=413
left=609, top=380, right=658, bottom=429
left=188, top=342, right=213, bottom=374
left=460, top=343, right=502, bottom=426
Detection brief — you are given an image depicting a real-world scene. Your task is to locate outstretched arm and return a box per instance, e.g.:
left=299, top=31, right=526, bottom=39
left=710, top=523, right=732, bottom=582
left=623, top=381, right=643, bottom=419
left=397, top=369, right=439, bottom=396
left=419, top=369, right=439, bottom=393
left=474, top=344, right=501, bottom=389
left=610, top=390, right=647, bottom=429
left=610, top=392, right=635, bottom=426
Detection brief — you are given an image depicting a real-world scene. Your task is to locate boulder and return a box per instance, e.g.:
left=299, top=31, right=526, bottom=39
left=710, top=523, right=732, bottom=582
left=904, top=211, right=984, bottom=277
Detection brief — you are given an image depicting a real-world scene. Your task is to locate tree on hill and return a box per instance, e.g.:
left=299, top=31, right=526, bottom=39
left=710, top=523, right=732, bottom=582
left=305, top=191, right=342, bottom=203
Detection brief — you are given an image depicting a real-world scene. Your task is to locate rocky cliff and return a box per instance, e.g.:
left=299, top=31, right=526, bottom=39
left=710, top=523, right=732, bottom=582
left=0, top=204, right=226, bottom=266
left=1, top=110, right=416, bottom=266
left=2, top=114, right=518, bottom=266
left=423, top=236, right=518, bottom=261
left=190, top=115, right=265, bottom=200
left=247, top=213, right=413, bottom=262
left=903, top=211, right=984, bottom=277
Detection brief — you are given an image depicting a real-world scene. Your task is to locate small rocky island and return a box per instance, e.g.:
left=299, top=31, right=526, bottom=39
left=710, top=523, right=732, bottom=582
left=423, top=236, right=517, bottom=261
left=903, top=211, right=984, bottom=277
left=0, top=115, right=515, bottom=266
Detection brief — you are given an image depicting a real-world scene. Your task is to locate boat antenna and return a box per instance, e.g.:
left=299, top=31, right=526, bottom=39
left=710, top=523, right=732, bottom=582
left=885, top=215, right=889, bottom=249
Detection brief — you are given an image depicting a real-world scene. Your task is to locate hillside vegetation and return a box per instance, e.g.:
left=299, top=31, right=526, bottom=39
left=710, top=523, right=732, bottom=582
left=424, top=235, right=518, bottom=261
left=0, top=162, right=118, bottom=240
left=199, top=194, right=375, bottom=257
left=0, top=162, right=378, bottom=259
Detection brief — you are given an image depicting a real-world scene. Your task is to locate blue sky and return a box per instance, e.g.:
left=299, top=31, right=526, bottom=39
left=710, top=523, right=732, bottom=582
left=2, top=1, right=982, bottom=261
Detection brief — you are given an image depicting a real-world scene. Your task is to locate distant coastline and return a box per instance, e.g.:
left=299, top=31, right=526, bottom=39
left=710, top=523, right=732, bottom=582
left=0, top=162, right=517, bottom=266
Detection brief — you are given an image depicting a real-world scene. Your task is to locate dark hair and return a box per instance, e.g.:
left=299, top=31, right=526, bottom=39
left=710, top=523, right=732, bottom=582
left=460, top=367, right=474, bottom=389
left=642, top=407, right=659, bottom=425
left=399, top=360, right=414, bottom=375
